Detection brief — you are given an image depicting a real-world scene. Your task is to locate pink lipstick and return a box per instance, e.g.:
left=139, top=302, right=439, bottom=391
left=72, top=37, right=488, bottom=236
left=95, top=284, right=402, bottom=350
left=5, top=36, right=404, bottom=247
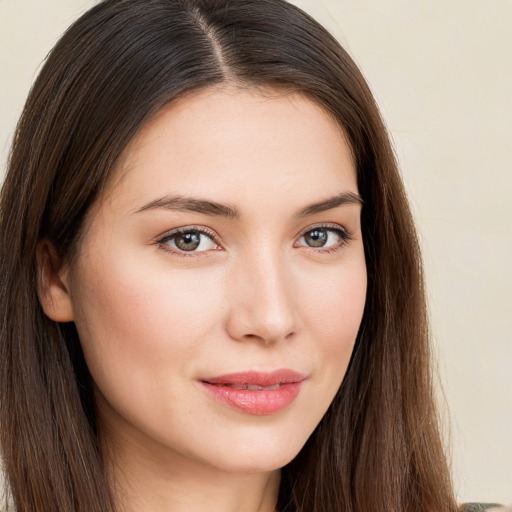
left=199, top=369, right=305, bottom=415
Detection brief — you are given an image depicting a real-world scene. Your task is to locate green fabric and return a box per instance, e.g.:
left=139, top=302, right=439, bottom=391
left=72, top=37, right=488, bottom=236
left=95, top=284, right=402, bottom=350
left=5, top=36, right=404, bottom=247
left=460, top=504, right=511, bottom=512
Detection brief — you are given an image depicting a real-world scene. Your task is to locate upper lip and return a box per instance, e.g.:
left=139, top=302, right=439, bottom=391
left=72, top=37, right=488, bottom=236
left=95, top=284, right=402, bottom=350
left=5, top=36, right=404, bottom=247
left=200, top=369, right=306, bottom=387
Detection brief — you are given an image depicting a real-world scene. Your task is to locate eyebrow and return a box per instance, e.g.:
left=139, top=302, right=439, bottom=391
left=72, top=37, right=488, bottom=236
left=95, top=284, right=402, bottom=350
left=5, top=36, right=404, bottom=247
left=133, top=191, right=363, bottom=218
left=297, top=191, right=363, bottom=217
left=134, top=195, right=240, bottom=218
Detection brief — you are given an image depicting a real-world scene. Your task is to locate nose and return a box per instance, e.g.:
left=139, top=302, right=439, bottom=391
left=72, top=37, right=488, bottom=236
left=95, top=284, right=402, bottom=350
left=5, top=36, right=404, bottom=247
left=225, top=247, right=298, bottom=345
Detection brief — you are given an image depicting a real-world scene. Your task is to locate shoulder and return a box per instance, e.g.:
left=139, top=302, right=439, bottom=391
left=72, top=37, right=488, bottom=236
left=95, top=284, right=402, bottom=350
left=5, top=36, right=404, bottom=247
left=459, top=504, right=512, bottom=512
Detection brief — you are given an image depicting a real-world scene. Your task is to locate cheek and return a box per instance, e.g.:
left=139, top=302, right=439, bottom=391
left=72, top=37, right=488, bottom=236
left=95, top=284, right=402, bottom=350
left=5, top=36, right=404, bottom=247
left=301, top=259, right=366, bottom=349
left=296, top=253, right=367, bottom=398
left=69, top=248, right=225, bottom=392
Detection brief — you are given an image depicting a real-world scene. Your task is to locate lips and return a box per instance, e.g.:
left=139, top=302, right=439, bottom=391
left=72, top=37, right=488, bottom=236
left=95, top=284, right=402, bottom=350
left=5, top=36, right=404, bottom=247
left=199, top=369, right=306, bottom=415
left=209, top=383, right=283, bottom=390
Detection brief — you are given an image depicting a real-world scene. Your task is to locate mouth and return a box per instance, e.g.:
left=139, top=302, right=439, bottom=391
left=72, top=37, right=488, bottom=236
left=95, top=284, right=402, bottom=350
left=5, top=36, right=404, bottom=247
left=199, top=369, right=306, bottom=415
left=206, top=383, right=283, bottom=390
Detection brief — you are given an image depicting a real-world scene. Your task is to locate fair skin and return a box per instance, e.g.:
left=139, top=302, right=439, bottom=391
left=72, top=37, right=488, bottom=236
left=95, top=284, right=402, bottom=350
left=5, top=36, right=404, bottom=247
left=37, top=86, right=367, bottom=512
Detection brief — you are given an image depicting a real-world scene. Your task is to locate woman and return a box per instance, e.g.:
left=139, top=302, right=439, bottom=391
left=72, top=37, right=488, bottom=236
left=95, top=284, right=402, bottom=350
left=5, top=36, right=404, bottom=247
left=0, top=0, right=461, bottom=510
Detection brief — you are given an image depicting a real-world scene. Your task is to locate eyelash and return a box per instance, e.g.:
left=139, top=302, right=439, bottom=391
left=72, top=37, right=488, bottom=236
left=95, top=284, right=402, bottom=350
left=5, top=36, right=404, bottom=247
left=156, top=223, right=353, bottom=258
left=156, top=226, right=220, bottom=258
left=294, top=223, right=353, bottom=254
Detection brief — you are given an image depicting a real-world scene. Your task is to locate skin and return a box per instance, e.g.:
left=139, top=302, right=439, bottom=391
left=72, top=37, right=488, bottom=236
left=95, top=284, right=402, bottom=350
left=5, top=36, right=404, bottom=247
left=38, top=86, right=367, bottom=512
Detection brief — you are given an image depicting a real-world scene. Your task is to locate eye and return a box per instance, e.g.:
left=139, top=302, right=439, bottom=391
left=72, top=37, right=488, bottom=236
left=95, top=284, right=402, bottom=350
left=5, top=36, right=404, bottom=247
left=158, top=228, right=218, bottom=253
left=296, top=226, right=351, bottom=251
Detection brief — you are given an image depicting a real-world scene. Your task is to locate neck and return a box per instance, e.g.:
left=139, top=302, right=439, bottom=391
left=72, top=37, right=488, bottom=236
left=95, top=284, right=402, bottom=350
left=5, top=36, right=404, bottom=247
left=111, top=449, right=280, bottom=512
left=100, top=413, right=280, bottom=512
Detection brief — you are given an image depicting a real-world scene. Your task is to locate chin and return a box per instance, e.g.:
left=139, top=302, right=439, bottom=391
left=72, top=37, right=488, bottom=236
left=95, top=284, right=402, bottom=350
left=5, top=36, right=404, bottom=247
left=204, top=431, right=310, bottom=474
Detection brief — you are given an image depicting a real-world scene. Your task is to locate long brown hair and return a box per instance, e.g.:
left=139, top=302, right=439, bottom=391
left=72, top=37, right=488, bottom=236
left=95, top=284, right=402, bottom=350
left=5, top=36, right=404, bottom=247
left=0, top=1, right=457, bottom=510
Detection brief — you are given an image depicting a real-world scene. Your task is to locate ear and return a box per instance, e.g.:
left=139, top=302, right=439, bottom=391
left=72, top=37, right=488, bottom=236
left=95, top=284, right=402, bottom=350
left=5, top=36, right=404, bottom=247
left=36, top=239, right=74, bottom=322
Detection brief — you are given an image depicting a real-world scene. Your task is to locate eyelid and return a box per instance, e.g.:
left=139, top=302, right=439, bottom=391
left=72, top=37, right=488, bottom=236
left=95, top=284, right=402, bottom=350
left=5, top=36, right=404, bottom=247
left=294, top=222, right=354, bottom=252
left=157, top=225, right=218, bottom=240
left=154, top=222, right=353, bottom=257
left=296, top=222, right=352, bottom=239
left=155, top=225, right=222, bottom=256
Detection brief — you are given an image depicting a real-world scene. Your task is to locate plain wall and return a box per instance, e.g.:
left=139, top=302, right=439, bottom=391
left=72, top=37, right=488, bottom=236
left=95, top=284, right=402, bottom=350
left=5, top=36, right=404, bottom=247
left=1, top=0, right=511, bottom=504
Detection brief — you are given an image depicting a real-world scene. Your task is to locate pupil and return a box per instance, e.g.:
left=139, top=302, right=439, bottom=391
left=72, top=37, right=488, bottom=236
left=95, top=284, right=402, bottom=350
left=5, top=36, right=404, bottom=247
left=176, top=232, right=200, bottom=251
left=305, top=229, right=327, bottom=247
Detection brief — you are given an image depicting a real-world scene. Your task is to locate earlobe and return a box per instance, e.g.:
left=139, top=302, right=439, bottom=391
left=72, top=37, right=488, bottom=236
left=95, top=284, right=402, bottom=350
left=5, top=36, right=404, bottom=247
left=36, top=240, right=74, bottom=322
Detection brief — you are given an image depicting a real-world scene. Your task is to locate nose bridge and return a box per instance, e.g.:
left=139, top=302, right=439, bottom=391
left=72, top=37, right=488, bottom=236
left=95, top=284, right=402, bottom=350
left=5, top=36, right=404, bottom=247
left=226, top=242, right=297, bottom=344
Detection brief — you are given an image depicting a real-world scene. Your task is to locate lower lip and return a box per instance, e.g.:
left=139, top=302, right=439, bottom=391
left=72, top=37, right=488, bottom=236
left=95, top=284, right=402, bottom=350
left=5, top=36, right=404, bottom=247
left=200, top=381, right=303, bottom=415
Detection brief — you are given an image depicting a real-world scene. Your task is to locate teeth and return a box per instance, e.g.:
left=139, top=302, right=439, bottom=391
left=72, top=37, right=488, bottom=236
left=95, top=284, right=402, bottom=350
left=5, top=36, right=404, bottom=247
left=213, top=383, right=282, bottom=390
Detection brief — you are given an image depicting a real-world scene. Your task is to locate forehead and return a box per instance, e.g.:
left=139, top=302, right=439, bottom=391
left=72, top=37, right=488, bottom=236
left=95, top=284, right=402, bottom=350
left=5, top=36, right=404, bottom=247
left=104, top=85, right=357, bottom=212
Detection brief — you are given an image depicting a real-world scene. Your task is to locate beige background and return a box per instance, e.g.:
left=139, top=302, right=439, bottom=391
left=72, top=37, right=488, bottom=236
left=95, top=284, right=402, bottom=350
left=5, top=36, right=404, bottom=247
left=1, top=0, right=511, bottom=504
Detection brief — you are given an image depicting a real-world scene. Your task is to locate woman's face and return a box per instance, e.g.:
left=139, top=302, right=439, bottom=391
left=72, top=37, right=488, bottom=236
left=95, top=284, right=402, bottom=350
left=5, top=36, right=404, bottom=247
left=59, top=87, right=366, bottom=474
